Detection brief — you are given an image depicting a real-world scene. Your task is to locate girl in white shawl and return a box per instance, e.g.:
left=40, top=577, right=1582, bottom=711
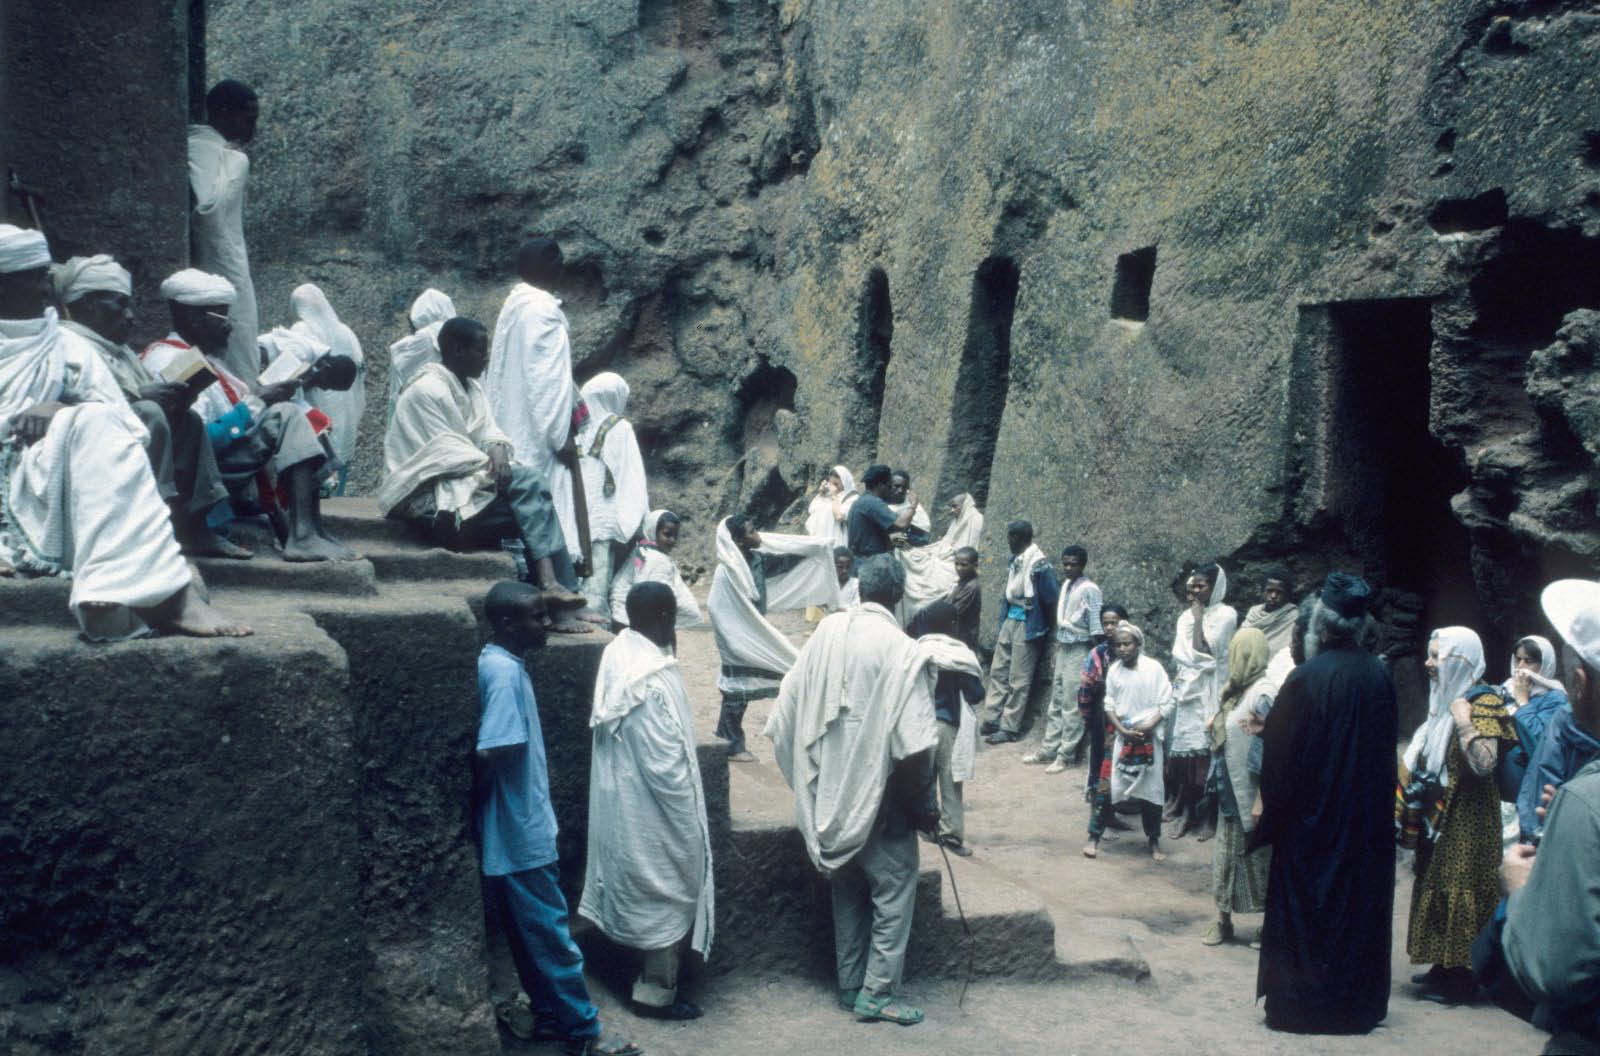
left=804, top=465, right=858, bottom=547
left=1167, top=561, right=1237, bottom=840
left=609, top=509, right=702, bottom=629
left=290, top=284, right=365, bottom=491
left=1098, top=622, right=1175, bottom=862
left=708, top=514, right=839, bottom=760
left=567, top=372, right=648, bottom=617
left=386, top=288, right=454, bottom=422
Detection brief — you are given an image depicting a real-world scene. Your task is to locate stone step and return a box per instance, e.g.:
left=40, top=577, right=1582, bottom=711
left=0, top=574, right=74, bottom=628
left=318, top=497, right=420, bottom=546
left=224, top=511, right=519, bottom=584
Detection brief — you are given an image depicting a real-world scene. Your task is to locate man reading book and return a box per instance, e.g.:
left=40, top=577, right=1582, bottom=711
left=51, top=255, right=249, bottom=559
left=141, top=269, right=355, bottom=563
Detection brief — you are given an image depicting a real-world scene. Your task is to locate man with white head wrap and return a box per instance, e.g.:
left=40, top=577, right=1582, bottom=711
left=764, top=554, right=941, bottom=1025
left=567, top=371, right=648, bottom=619
left=290, top=284, right=365, bottom=493
left=609, top=510, right=702, bottom=629
left=52, top=255, right=244, bottom=559
left=580, top=582, right=713, bottom=1020
left=190, top=79, right=262, bottom=386
left=142, top=269, right=356, bottom=563
left=0, top=226, right=250, bottom=638
left=386, top=288, right=455, bottom=420
left=1098, top=621, right=1175, bottom=861
left=708, top=513, right=839, bottom=760
left=1166, top=560, right=1238, bottom=840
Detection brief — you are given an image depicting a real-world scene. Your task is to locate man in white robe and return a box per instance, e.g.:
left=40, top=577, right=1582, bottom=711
left=0, top=226, right=249, bottom=639
left=764, top=555, right=940, bottom=1025
left=51, top=254, right=245, bottom=559
left=485, top=238, right=587, bottom=565
left=1167, top=561, right=1238, bottom=840
left=897, top=491, right=984, bottom=617
left=189, top=79, right=261, bottom=385
left=609, top=510, right=702, bottom=629
left=381, top=317, right=589, bottom=629
left=708, top=514, right=839, bottom=760
left=1101, top=622, right=1175, bottom=861
left=580, top=582, right=713, bottom=1019
left=290, top=284, right=365, bottom=492
left=888, top=470, right=932, bottom=546
left=386, top=288, right=455, bottom=421
left=571, top=372, right=648, bottom=620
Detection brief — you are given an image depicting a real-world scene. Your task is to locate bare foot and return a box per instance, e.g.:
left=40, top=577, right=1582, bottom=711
left=181, top=527, right=253, bottom=560
left=1150, top=843, right=1167, bottom=863
left=548, top=615, right=594, bottom=635
left=144, top=584, right=252, bottom=638
left=539, top=586, right=587, bottom=610
left=315, top=527, right=359, bottom=561
left=1194, top=825, right=1216, bottom=843
left=1082, top=842, right=1099, bottom=859
left=575, top=606, right=609, bottom=625
left=728, top=750, right=757, bottom=762
left=282, top=533, right=348, bottom=563
left=1165, top=818, right=1189, bottom=841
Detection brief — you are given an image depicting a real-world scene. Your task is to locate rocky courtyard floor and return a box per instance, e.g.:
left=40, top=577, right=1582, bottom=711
left=512, top=608, right=1547, bottom=1056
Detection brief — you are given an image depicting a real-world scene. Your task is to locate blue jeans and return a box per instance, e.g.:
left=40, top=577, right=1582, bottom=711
left=485, top=863, right=600, bottom=1039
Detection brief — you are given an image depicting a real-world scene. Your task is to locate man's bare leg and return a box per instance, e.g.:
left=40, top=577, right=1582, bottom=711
left=132, top=584, right=253, bottom=638
left=281, top=463, right=355, bottom=562
left=172, top=500, right=253, bottom=560
left=532, top=556, right=586, bottom=610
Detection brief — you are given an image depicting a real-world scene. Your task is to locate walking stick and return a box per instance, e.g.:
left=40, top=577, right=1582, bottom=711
left=565, top=434, right=593, bottom=580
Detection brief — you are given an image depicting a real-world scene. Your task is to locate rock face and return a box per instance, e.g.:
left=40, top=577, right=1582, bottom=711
left=210, top=1, right=1600, bottom=708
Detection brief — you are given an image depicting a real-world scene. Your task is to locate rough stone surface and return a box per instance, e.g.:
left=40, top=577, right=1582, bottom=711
left=207, top=1, right=1600, bottom=692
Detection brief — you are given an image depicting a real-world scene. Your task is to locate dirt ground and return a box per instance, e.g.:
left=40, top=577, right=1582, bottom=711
left=516, top=607, right=1548, bottom=1056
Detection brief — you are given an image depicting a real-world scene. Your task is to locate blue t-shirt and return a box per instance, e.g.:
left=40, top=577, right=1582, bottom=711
left=847, top=493, right=898, bottom=558
left=476, top=643, right=559, bottom=876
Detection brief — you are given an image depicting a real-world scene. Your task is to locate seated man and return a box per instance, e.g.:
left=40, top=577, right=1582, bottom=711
left=0, top=225, right=249, bottom=639
left=51, top=254, right=247, bottom=559
left=380, top=317, right=589, bottom=631
left=141, top=269, right=355, bottom=562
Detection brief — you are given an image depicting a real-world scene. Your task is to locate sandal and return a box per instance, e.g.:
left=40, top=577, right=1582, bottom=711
left=1201, top=920, right=1233, bottom=946
left=562, top=1034, right=642, bottom=1056
left=853, top=989, right=924, bottom=1025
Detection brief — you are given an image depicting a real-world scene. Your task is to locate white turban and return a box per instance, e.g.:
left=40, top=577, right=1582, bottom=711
left=409, top=288, right=455, bottom=330
left=50, top=254, right=132, bottom=303
left=0, top=224, right=51, bottom=274
left=159, top=268, right=237, bottom=307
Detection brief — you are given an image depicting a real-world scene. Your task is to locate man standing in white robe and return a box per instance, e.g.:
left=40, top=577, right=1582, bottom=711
left=189, top=79, right=261, bottom=386
left=580, top=582, right=712, bottom=1020
left=1101, top=622, right=1175, bottom=862
left=486, top=238, right=588, bottom=568
left=0, top=225, right=249, bottom=640
left=571, top=372, right=648, bottom=620
left=1167, top=561, right=1237, bottom=841
left=765, top=555, right=941, bottom=1026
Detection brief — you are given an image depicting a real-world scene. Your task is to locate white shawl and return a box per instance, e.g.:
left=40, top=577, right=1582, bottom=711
left=1223, top=671, right=1281, bottom=833
left=1107, top=654, right=1176, bottom=807
left=763, top=603, right=941, bottom=873
left=580, top=629, right=714, bottom=955
left=804, top=464, right=858, bottom=546
left=485, top=282, right=572, bottom=477
left=897, top=491, right=982, bottom=617
left=1170, top=567, right=1238, bottom=755
left=1404, top=626, right=1486, bottom=783
left=1501, top=634, right=1563, bottom=702
left=609, top=510, right=703, bottom=628
left=290, top=284, right=366, bottom=470
left=572, top=372, right=648, bottom=546
left=386, top=289, right=456, bottom=421
left=188, top=124, right=259, bottom=386
left=378, top=362, right=509, bottom=519
left=707, top=519, right=838, bottom=694
left=920, top=631, right=984, bottom=782
left=1004, top=542, right=1046, bottom=604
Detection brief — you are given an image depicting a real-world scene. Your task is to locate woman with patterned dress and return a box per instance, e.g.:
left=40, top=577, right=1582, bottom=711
left=1403, top=626, right=1518, bottom=1003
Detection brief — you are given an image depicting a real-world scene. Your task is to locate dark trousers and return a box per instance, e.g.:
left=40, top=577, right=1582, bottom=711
left=483, top=863, right=599, bottom=1040
left=131, top=399, right=228, bottom=514
left=455, top=465, right=577, bottom=589
left=715, top=693, right=751, bottom=753
left=1138, top=800, right=1162, bottom=841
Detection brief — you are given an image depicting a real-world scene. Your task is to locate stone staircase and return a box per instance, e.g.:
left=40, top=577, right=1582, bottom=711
left=0, top=499, right=1119, bottom=1056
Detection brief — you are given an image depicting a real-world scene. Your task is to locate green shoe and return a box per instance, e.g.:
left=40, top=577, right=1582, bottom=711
left=853, top=989, right=924, bottom=1025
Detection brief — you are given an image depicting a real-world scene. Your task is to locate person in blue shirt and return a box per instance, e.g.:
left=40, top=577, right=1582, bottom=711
left=980, top=520, right=1060, bottom=744
left=474, top=580, right=640, bottom=1056
left=846, top=463, right=919, bottom=564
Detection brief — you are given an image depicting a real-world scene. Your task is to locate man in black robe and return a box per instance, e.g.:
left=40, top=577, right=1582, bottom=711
left=1249, top=572, right=1397, bottom=1034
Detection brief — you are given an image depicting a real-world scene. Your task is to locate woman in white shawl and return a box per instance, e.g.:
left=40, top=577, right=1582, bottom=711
left=708, top=514, right=839, bottom=760
left=386, top=288, right=454, bottom=421
left=290, top=284, right=365, bottom=493
left=1403, top=625, right=1516, bottom=1000
left=803, top=465, right=858, bottom=547
left=1098, top=622, right=1175, bottom=862
left=896, top=492, right=986, bottom=618
left=609, top=509, right=702, bottom=629
left=569, top=372, right=649, bottom=616
left=1167, top=561, right=1238, bottom=840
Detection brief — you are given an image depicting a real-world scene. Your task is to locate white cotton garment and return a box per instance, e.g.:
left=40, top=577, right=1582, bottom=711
left=763, top=603, right=942, bottom=874
left=1107, top=654, right=1176, bottom=807
left=1004, top=542, right=1046, bottom=604
left=486, top=283, right=573, bottom=476
left=579, top=629, right=714, bottom=956
left=610, top=510, right=702, bottom=628
left=896, top=491, right=984, bottom=618
left=387, top=289, right=456, bottom=421
left=707, top=520, right=839, bottom=696
left=290, top=284, right=366, bottom=472
left=804, top=464, right=858, bottom=547
left=0, top=315, right=187, bottom=638
left=378, top=362, right=509, bottom=519
left=188, top=125, right=259, bottom=385
left=572, top=372, right=648, bottom=546
left=919, top=631, right=985, bottom=782
left=1169, top=567, right=1238, bottom=755
left=1403, top=625, right=1486, bottom=784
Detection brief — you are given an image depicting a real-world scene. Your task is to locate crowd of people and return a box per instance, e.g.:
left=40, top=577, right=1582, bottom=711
left=4, top=78, right=1599, bottom=1056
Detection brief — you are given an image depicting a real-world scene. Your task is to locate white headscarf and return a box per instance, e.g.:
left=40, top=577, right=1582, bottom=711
left=160, top=269, right=236, bottom=306
left=51, top=255, right=131, bottom=302
left=387, top=289, right=457, bottom=419
left=940, top=493, right=984, bottom=553
left=0, top=225, right=50, bottom=274
left=1502, top=634, right=1563, bottom=697
left=643, top=509, right=672, bottom=545
left=832, top=465, right=857, bottom=498
left=1404, top=626, right=1486, bottom=781
left=290, top=284, right=366, bottom=469
left=409, top=288, right=455, bottom=330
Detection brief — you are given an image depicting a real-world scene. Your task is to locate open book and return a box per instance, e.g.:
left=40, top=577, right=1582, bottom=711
left=157, top=346, right=218, bottom=391
left=258, top=353, right=311, bottom=388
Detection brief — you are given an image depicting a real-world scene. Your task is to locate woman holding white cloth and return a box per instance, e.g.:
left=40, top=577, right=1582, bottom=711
left=1099, top=622, right=1175, bottom=862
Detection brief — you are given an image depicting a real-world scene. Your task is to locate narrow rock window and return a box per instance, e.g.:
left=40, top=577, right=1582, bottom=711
left=1109, top=245, right=1156, bottom=323
left=839, top=268, right=893, bottom=467
left=938, top=256, right=1019, bottom=508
